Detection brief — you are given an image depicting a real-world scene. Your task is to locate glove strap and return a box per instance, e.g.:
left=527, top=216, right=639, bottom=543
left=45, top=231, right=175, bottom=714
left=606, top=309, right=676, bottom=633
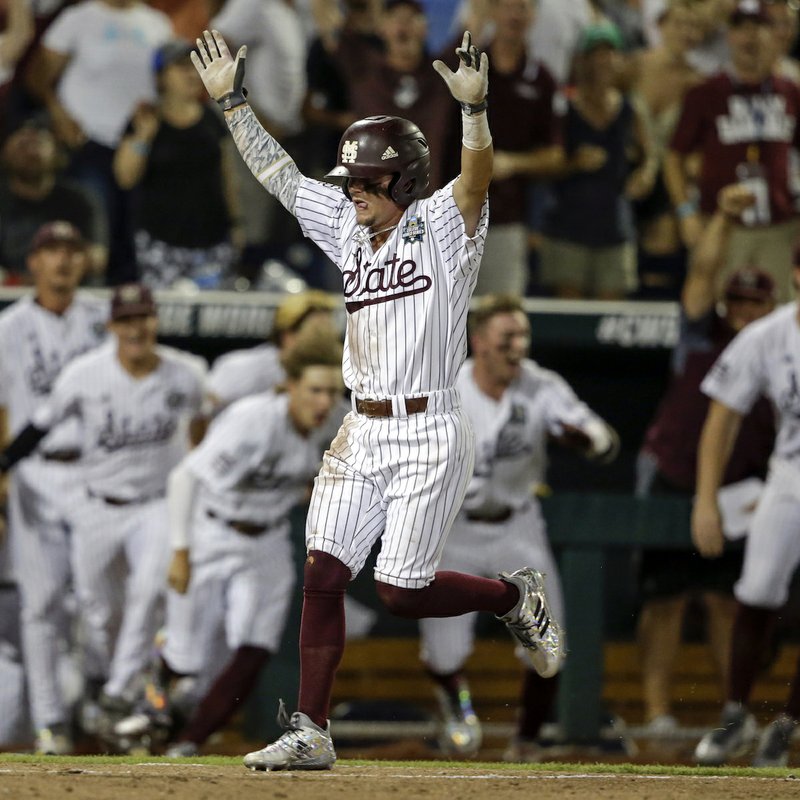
left=460, top=97, right=488, bottom=116
left=217, top=87, right=248, bottom=113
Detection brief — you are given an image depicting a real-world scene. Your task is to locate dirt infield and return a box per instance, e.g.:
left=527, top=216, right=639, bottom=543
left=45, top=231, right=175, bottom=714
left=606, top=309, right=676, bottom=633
left=1, top=761, right=799, bottom=800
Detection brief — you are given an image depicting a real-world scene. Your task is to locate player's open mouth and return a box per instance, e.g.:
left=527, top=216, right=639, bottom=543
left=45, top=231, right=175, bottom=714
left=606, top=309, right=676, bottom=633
left=354, top=200, right=368, bottom=210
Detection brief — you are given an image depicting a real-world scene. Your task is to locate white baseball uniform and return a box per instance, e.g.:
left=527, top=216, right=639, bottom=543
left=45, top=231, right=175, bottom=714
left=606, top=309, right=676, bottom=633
left=420, top=358, right=609, bottom=672
left=702, top=302, right=800, bottom=609
left=0, top=293, right=107, bottom=730
left=294, top=177, right=489, bottom=588
left=207, top=343, right=284, bottom=410
left=163, top=391, right=324, bottom=675
left=33, top=343, right=207, bottom=699
left=207, top=340, right=348, bottom=452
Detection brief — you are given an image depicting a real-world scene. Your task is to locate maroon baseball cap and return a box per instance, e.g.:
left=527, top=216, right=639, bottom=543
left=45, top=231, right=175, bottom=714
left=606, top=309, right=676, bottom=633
left=29, top=220, right=85, bottom=254
left=724, top=267, right=776, bottom=302
left=110, top=283, right=157, bottom=321
left=730, top=0, right=771, bottom=26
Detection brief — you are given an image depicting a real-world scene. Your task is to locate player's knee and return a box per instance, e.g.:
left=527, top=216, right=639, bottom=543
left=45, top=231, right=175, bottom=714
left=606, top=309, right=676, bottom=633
left=375, top=582, right=424, bottom=618
left=304, top=550, right=351, bottom=594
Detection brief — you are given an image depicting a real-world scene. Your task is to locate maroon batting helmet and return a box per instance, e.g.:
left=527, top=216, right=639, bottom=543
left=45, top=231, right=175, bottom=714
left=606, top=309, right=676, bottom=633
left=326, top=115, right=431, bottom=207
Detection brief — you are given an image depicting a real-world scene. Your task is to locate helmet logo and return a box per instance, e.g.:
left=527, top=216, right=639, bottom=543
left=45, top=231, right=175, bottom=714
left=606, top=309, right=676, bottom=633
left=341, top=140, right=359, bottom=164
left=381, top=146, right=399, bottom=161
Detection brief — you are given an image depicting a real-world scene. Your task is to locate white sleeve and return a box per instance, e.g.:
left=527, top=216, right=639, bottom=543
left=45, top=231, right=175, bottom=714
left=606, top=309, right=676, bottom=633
left=182, top=400, right=266, bottom=491
left=701, top=328, right=767, bottom=414
left=42, top=5, right=82, bottom=55
left=429, top=181, right=489, bottom=279
left=31, top=366, right=80, bottom=430
left=294, top=178, right=348, bottom=268
left=167, top=462, right=197, bottom=550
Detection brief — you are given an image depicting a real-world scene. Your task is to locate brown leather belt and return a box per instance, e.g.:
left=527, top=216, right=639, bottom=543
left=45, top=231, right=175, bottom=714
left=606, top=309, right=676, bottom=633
left=206, top=509, right=270, bottom=537
left=89, top=490, right=165, bottom=507
left=465, top=507, right=514, bottom=524
left=355, top=396, right=429, bottom=418
left=42, top=449, right=81, bottom=463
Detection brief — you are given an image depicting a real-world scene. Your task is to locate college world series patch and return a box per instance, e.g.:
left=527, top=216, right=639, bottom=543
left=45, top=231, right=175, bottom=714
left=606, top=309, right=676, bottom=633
left=401, top=215, right=425, bottom=243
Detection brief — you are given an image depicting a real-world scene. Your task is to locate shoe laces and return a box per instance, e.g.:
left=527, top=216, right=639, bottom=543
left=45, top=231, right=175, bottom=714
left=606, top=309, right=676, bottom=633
left=509, top=596, right=551, bottom=639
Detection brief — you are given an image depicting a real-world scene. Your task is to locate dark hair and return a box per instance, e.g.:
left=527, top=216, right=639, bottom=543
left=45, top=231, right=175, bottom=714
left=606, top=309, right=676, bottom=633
left=468, top=294, right=525, bottom=338
left=281, top=327, right=343, bottom=380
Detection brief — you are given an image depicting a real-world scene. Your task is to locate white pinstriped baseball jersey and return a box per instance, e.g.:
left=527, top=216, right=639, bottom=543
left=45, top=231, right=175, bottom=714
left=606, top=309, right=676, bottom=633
left=702, top=303, right=800, bottom=608
left=458, top=358, right=609, bottom=514
left=207, top=344, right=283, bottom=409
left=294, top=177, right=488, bottom=397
left=33, top=343, right=207, bottom=499
left=183, top=391, right=321, bottom=536
left=0, top=294, right=106, bottom=440
left=702, top=303, right=800, bottom=465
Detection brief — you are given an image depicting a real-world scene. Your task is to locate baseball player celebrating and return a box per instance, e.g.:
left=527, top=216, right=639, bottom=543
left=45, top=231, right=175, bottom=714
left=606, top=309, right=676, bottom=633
left=692, top=264, right=800, bottom=767
left=192, top=28, right=564, bottom=772
left=0, top=221, right=107, bottom=754
left=0, top=284, right=207, bottom=729
left=121, top=328, right=344, bottom=757
left=420, top=294, right=618, bottom=759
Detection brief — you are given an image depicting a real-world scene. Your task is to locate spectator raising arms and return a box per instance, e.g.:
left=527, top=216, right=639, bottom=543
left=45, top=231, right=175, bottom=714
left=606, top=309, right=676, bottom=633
left=114, top=39, right=242, bottom=290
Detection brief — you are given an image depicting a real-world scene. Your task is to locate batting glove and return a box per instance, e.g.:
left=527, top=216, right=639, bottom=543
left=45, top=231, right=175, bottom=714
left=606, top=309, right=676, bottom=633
left=433, top=31, right=489, bottom=113
left=191, top=29, right=248, bottom=112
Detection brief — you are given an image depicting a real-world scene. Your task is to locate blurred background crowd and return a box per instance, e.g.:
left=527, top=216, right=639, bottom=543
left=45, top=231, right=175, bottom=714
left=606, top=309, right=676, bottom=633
left=2, top=0, right=800, bottom=300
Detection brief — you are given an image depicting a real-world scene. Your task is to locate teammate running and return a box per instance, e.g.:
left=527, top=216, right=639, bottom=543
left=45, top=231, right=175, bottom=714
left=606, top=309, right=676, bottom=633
left=420, top=294, right=617, bottom=759
left=0, top=221, right=106, bottom=754
left=118, top=327, right=344, bottom=757
left=191, top=28, right=564, bottom=771
left=692, top=260, right=800, bottom=768
left=0, top=284, right=207, bottom=729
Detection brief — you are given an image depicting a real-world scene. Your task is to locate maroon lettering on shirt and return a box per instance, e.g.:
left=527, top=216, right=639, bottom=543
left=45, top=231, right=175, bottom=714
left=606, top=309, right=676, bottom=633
left=670, top=73, right=800, bottom=221
left=343, top=249, right=433, bottom=313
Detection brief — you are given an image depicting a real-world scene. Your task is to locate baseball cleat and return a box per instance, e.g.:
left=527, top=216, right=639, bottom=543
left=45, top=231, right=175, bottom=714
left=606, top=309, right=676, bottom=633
left=752, top=714, right=797, bottom=768
left=434, top=680, right=482, bottom=757
left=497, top=568, right=564, bottom=679
left=165, top=741, right=200, bottom=758
left=35, top=723, right=73, bottom=755
left=694, top=702, right=757, bottom=765
left=243, top=700, right=336, bottom=771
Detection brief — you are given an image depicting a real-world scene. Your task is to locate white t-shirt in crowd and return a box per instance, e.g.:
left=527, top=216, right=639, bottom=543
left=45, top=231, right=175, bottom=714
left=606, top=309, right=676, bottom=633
left=43, top=0, right=172, bottom=147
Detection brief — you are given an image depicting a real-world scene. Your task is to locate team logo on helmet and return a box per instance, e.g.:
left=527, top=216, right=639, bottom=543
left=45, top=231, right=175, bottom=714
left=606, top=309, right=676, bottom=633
left=401, top=215, right=426, bottom=244
left=381, top=146, right=399, bottom=161
left=341, top=140, right=359, bottom=164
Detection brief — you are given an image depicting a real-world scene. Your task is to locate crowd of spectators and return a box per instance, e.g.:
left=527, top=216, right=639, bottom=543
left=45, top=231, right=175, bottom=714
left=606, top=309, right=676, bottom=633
left=0, top=0, right=797, bottom=298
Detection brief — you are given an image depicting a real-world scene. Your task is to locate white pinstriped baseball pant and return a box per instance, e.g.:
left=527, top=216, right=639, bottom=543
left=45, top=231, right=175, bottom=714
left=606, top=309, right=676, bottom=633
left=305, top=388, right=474, bottom=589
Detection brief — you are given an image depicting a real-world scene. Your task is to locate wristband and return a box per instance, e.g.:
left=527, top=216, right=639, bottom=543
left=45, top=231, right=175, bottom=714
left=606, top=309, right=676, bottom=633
left=460, top=98, right=488, bottom=116
left=217, top=87, right=248, bottom=113
left=676, top=200, right=698, bottom=220
left=461, top=108, right=492, bottom=151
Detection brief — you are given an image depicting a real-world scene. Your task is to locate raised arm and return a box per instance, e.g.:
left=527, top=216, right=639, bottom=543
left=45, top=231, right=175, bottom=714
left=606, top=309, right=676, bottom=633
left=682, top=184, right=756, bottom=319
left=433, top=32, right=493, bottom=237
left=191, top=29, right=304, bottom=215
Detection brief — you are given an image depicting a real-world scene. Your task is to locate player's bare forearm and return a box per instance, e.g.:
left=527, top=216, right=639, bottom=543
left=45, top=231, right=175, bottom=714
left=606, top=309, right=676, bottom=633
left=224, top=105, right=303, bottom=214
left=696, top=400, right=742, bottom=504
left=455, top=140, right=492, bottom=236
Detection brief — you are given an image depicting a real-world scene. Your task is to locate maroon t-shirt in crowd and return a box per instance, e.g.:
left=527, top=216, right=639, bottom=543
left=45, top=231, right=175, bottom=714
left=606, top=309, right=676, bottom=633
left=336, top=48, right=453, bottom=191
left=670, top=72, right=800, bottom=222
left=643, top=310, right=775, bottom=492
left=486, top=55, right=559, bottom=225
